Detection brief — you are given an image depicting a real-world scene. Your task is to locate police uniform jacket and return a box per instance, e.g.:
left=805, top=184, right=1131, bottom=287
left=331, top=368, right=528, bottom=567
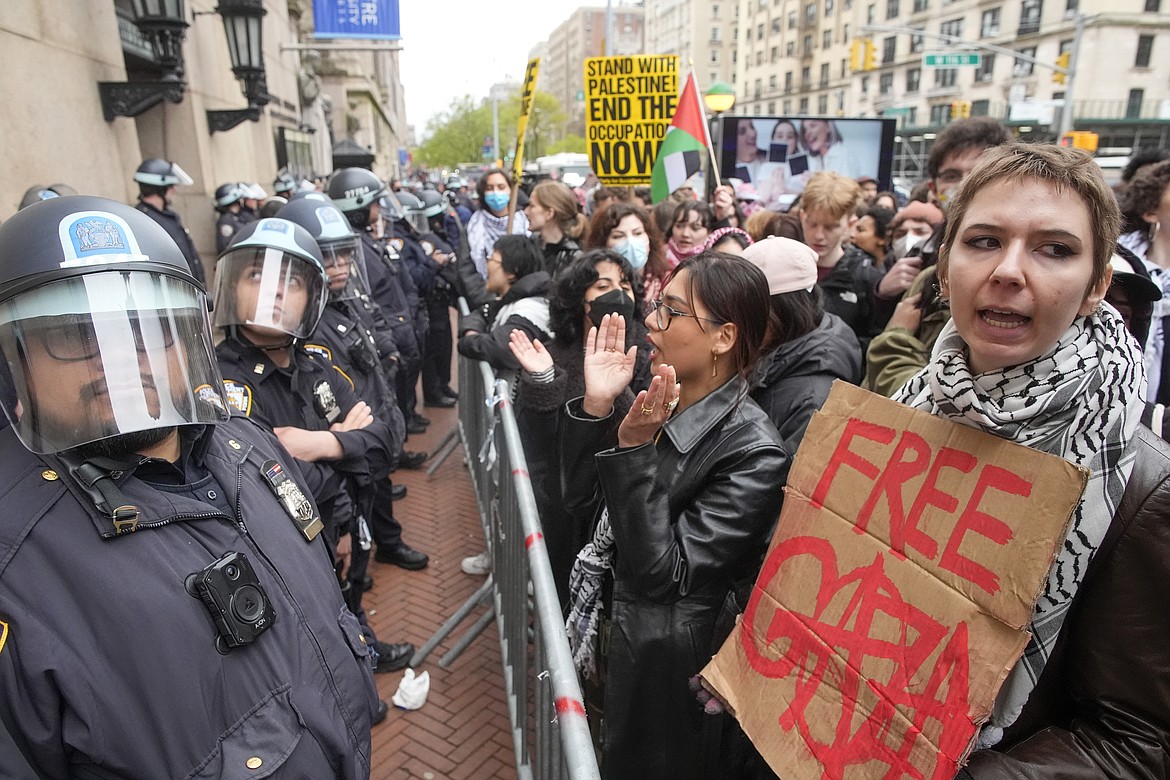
left=359, top=232, right=419, bottom=360
left=308, top=305, right=405, bottom=456
left=215, top=337, right=394, bottom=499
left=216, top=209, right=248, bottom=254
left=0, top=417, right=377, bottom=779
left=136, top=200, right=206, bottom=287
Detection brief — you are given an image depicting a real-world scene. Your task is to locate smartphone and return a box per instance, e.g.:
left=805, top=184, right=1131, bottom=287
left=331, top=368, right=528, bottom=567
left=788, top=154, right=810, bottom=176
left=734, top=164, right=752, bottom=183
left=768, top=144, right=789, bottom=163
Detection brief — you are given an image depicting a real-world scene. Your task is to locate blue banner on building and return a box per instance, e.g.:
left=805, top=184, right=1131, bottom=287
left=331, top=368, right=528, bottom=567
left=313, top=0, right=400, bottom=39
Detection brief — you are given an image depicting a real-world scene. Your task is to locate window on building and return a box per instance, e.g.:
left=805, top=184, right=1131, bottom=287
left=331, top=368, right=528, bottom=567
left=788, top=10, right=798, bottom=27
left=971, top=99, right=990, bottom=116
left=758, top=51, right=765, bottom=65
left=1018, top=0, right=1041, bottom=35
left=806, top=2, right=817, bottom=22
left=841, top=58, right=849, bottom=77
left=784, top=99, right=793, bottom=112
left=769, top=100, right=777, bottom=112
left=826, top=0, right=835, bottom=12
left=711, top=49, right=720, bottom=63
left=1065, top=0, right=1076, bottom=11
left=934, top=67, right=957, bottom=87
left=711, top=27, right=722, bottom=42
left=800, top=96, right=810, bottom=112
left=981, top=7, right=1000, bottom=37
left=883, top=35, right=897, bottom=62
left=930, top=103, right=951, bottom=125
left=785, top=71, right=794, bottom=92
left=758, top=23, right=765, bottom=38
left=820, top=62, right=830, bottom=84
left=1127, top=88, right=1145, bottom=118
left=1145, top=0, right=1160, bottom=11
left=772, top=17, right=782, bottom=32
left=770, top=74, right=779, bottom=89
left=772, top=46, right=780, bottom=62
left=913, top=0, right=928, bottom=11
left=906, top=66, right=921, bottom=91
left=906, top=106, right=918, bottom=125
left=910, top=27, right=925, bottom=51
left=818, top=94, right=829, bottom=113
left=867, top=3, right=876, bottom=23
left=975, top=52, right=995, bottom=81
left=879, top=72, right=894, bottom=95
left=861, top=75, right=870, bottom=93
left=801, top=66, right=812, bottom=85
left=887, top=0, right=900, bottom=17
left=712, top=72, right=719, bottom=84
left=1013, top=46, right=1036, bottom=76
left=803, top=33, right=814, bottom=54
left=755, top=78, right=762, bottom=97
left=1137, top=34, right=1154, bottom=67
left=823, top=29, right=832, bottom=47
left=940, top=18, right=963, bottom=40
left=787, top=41, right=796, bottom=55
left=713, top=3, right=720, bottom=16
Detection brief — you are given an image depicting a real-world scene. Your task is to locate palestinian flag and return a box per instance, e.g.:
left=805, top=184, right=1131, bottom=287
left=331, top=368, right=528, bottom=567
left=651, top=72, right=711, bottom=203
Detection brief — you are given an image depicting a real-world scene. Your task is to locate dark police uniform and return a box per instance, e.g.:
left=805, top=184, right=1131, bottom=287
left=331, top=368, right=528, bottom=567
left=216, top=208, right=249, bottom=254
left=415, top=229, right=458, bottom=404
left=136, top=199, right=206, bottom=287
left=0, top=416, right=377, bottom=778
left=359, top=232, right=422, bottom=427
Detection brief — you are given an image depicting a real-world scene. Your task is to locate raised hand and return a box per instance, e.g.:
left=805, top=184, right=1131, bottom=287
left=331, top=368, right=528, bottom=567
left=508, top=329, right=554, bottom=374
left=582, top=313, right=637, bottom=417
left=617, top=363, right=681, bottom=448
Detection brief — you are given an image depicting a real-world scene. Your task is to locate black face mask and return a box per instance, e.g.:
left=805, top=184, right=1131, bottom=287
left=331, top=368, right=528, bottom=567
left=587, top=289, right=635, bottom=328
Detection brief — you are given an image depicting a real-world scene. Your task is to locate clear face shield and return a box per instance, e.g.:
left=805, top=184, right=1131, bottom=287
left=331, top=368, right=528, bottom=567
left=213, top=247, right=327, bottom=341
left=0, top=271, right=229, bottom=454
left=319, top=236, right=368, bottom=301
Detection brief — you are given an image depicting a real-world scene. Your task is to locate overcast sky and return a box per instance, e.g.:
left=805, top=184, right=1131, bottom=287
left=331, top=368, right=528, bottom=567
left=398, top=0, right=595, bottom=135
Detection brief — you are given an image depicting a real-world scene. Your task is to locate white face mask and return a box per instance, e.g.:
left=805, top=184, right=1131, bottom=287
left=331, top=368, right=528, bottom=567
left=892, top=233, right=927, bottom=259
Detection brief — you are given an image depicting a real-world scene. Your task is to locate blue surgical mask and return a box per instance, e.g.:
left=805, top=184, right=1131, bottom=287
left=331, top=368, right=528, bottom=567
left=484, top=191, right=510, bottom=212
left=613, top=237, right=649, bottom=271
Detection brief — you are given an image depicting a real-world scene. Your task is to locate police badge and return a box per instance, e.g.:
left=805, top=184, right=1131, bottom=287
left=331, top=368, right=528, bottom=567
left=259, top=459, right=322, bottom=542
left=312, top=380, right=341, bottom=423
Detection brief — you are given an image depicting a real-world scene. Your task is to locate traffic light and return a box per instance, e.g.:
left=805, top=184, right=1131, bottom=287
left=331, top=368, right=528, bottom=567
left=1053, top=51, right=1070, bottom=84
left=850, top=40, right=864, bottom=72
left=1060, top=131, right=1099, bottom=153
left=864, top=39, right=877, bottom=71
left=950, top=100, right=971, bottom=120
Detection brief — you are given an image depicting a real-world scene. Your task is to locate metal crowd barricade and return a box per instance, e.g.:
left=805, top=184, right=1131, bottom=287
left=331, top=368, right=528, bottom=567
left=413, top=299, right=600, bottom=780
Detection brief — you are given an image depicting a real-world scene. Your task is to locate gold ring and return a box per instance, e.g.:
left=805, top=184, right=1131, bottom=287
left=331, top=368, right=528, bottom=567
left=640, top=405, right=654, bottom=415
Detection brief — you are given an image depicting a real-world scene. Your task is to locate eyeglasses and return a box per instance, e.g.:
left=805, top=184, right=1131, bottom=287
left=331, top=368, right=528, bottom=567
left=31, top=314, right=177, bottom=362
left=649, top=299, right=723, bottom=331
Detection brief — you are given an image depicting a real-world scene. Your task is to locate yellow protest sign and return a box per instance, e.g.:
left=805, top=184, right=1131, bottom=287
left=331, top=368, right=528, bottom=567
left=513, top=57, right=541, bottom=186
left=584, top=55, right=678, bottom=186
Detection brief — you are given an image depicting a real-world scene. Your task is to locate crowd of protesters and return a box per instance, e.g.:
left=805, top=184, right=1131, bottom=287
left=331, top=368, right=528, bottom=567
left=4, top=114, right=1168, bottom=778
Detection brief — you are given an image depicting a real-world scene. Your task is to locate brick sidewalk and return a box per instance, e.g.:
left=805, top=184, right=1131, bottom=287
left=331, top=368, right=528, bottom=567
left=365, top=401, right=517, bottom=779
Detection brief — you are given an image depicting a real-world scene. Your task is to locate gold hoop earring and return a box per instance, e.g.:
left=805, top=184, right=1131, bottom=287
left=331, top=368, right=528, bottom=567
left=711, top=350, right=718, bottom=378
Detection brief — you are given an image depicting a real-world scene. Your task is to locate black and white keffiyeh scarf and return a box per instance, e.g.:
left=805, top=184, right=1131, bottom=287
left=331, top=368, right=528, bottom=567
left=893, top=305, right=1145, bottom=744
left=467, top=209, right=528, bottom=278
left=565, top=507, right=615, bottom=680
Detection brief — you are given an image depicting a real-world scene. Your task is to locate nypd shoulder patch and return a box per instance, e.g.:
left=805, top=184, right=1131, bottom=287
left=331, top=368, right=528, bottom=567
left=303, top=343, right=333, bottom=362
left=223, top=380, right=253, bottom=415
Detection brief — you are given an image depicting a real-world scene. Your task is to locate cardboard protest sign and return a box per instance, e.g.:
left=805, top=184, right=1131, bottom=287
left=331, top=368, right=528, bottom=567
left=584, top=55, right=678, bottom=185
left=701, top=382, right=1088, bottom=780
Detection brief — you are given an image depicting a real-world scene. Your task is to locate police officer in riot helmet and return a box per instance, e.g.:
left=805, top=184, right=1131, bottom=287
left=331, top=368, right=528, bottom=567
left=18, top=183, right=78, bottom=211
left=0, top=196, right=380, bottom=777
left=133, top=157, right=206, bottom=287
left=327, top=169, right=432, bottom=446
left=213, top=217, right=418, bottom=671
left=409, top=189, right=460, bottom=406
left=213, top=182, right=248, bottom=254
left=277, top=194, right=430, bottom=571
left=273, top=172, right=297, bottom=198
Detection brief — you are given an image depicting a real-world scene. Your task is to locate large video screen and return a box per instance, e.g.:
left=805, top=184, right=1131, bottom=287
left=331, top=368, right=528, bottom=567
left=717, top=116, right=896, bottom=211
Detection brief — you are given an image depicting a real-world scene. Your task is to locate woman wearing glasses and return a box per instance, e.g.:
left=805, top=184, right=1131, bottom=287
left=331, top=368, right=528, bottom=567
left=561, top=251, right=788, bottom=779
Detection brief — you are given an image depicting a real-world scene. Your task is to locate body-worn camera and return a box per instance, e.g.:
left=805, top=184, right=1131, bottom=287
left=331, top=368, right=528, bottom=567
left=186, top=551, right=275, bottom=654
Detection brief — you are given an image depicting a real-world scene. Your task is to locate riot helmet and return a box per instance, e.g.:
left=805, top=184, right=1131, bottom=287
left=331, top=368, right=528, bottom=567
left=213, top=218, right=328, bottom=344
left=134, top=158, right=194, bottom=188
left=258, top=197, right=287, bottom=218
left=214, top=182, right=245, bottom=210
left=326, top=168, right=386, bottom=229
left=242, top=183, right=268, bottom=201
left=0, top=196, right=229, bottom=454
left=273, top=173, right=297, bottom=196
left=395, top=190, right=429, bottom=234
left=276, top=194, right=367, bottom=301
left=19, top=184, right=76, bottom=211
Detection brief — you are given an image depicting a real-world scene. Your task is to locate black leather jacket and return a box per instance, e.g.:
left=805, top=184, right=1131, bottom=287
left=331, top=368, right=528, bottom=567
left=560, top=378, right=789, bottom=779
left=960, top=423, right=1170, bottom=778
